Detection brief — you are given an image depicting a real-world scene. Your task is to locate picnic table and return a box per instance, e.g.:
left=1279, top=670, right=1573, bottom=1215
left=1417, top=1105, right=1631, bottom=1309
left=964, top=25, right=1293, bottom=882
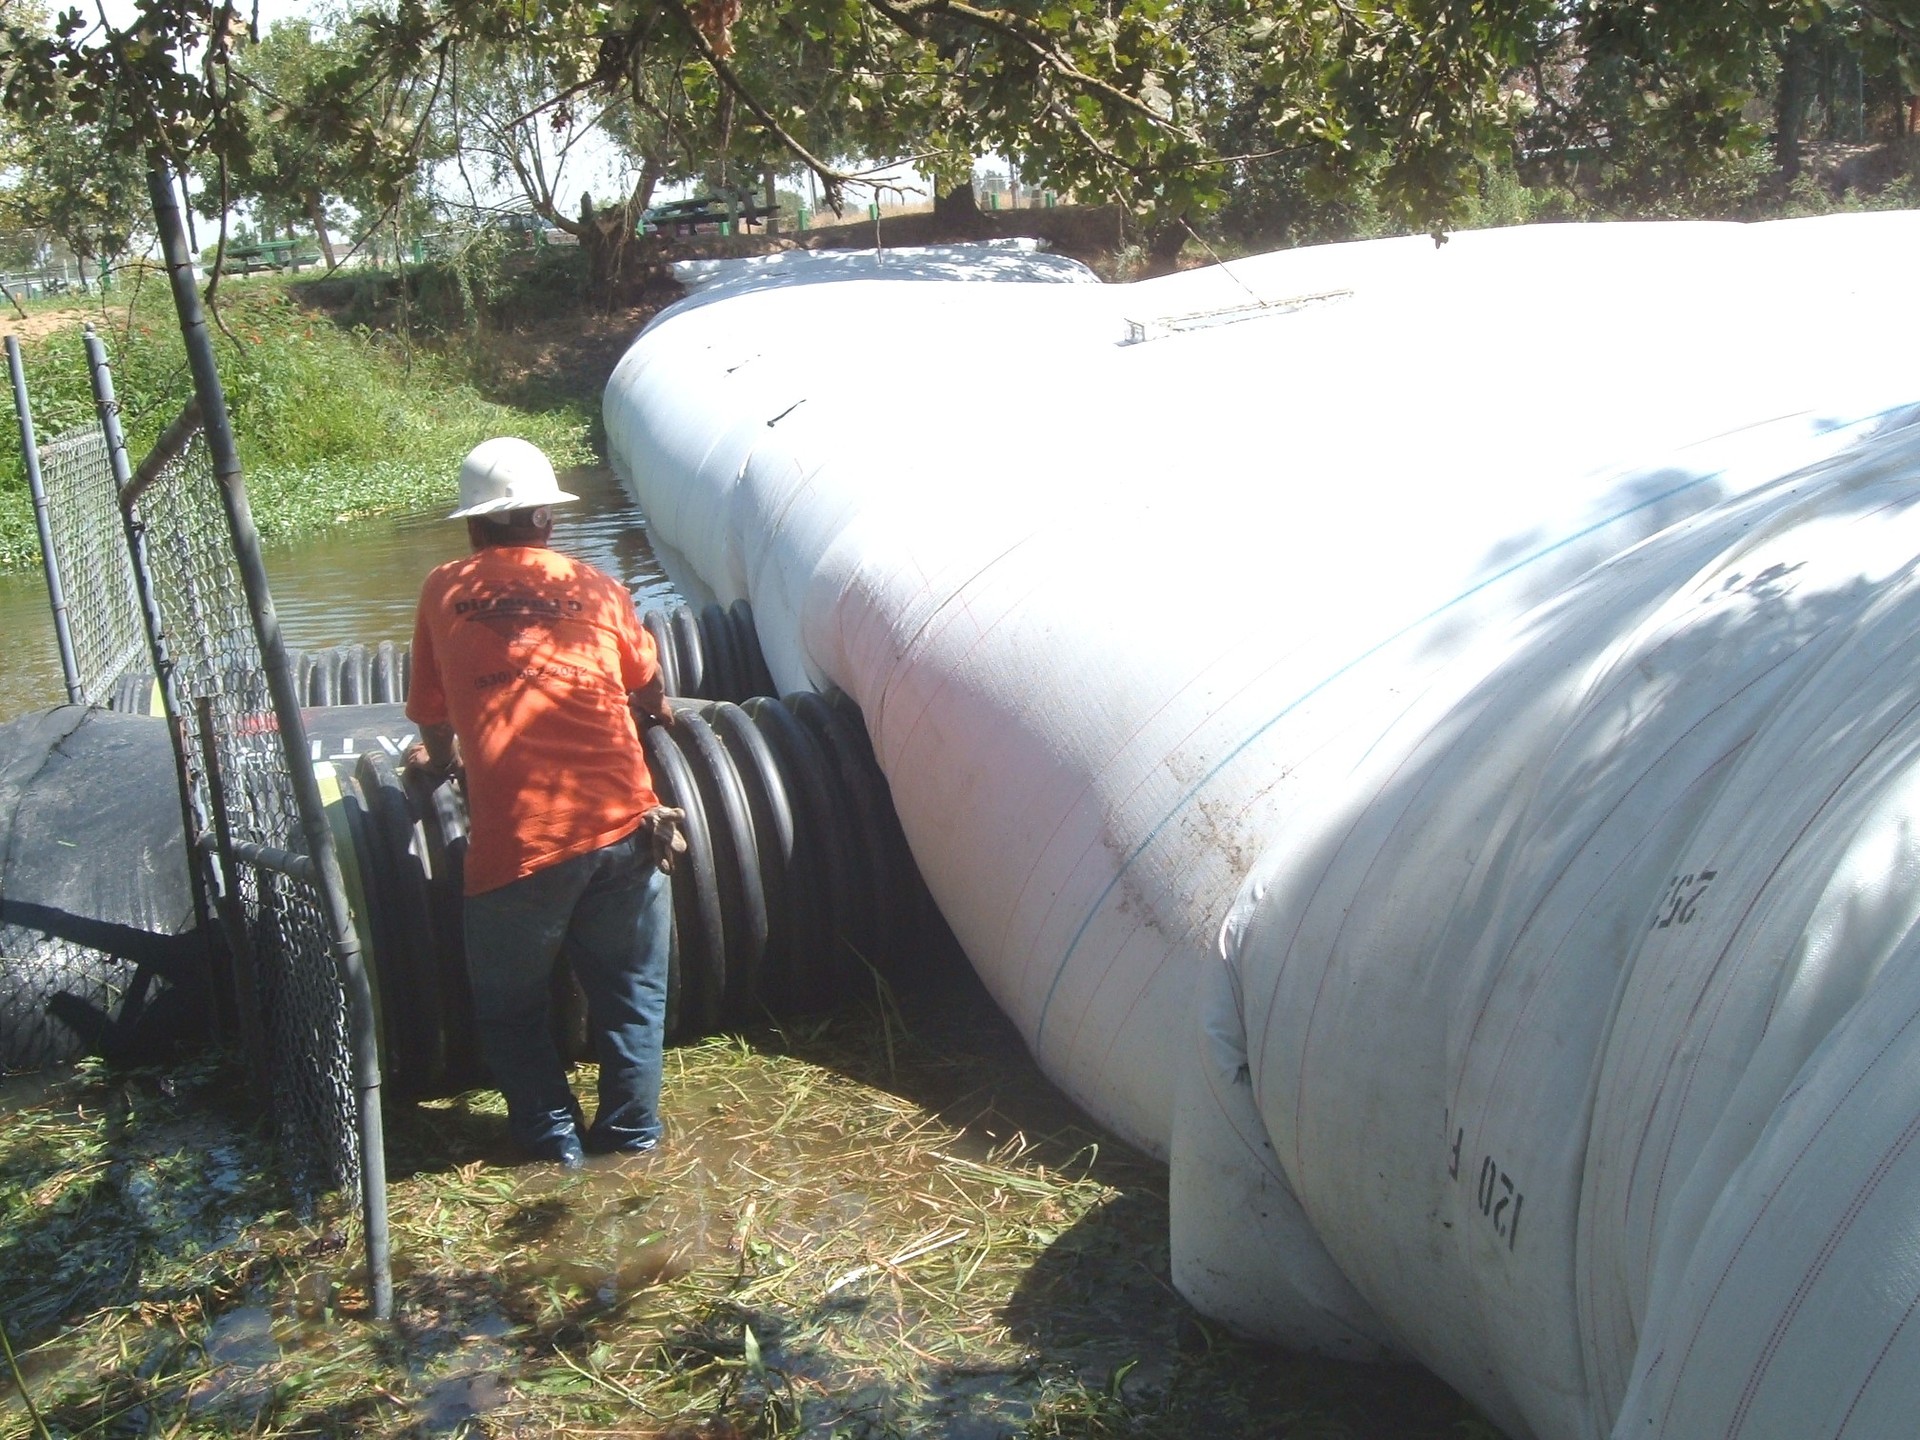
left=226, top=240, right=320, bottom=273
left=641, top=191, right=778, bottom=237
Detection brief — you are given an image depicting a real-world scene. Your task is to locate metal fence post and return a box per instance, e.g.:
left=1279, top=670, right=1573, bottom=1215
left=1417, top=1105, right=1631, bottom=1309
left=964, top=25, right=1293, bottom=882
left=7, top=336, right=83, bottom=703
left=146, top=164, right=393, bottom=1322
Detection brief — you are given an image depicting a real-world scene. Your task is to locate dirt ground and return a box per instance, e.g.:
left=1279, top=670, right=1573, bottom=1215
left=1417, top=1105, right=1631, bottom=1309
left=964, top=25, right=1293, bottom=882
left=0, top=304, right=91, bottom=343
left=480, top=302, right=670, bottom=410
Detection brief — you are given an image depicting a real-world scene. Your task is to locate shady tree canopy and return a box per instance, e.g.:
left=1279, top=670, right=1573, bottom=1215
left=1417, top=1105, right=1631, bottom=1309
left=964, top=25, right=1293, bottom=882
left=3, top=0, right=1918, bottom=249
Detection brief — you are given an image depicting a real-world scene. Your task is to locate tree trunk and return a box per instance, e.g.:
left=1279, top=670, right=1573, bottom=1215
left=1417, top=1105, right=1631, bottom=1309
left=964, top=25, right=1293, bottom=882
left=1134, top=215, right=1189, bottom=276
left=623, top=157, right=663, bottom=236
left=583, top=223, right=616, bottom=291
left=764, top=169, right=779, bottom=237
left=308, top=194, right=338, bottom=270
left=579, top=193, right=627, bottom=295
left=1776, top=30, right=1813, bottom=183
left=932, top=182, right=982, bottom=223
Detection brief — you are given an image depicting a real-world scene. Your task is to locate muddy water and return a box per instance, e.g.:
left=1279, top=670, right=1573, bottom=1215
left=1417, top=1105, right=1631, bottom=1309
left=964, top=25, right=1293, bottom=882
left=0, top=464, right=676, bottom=725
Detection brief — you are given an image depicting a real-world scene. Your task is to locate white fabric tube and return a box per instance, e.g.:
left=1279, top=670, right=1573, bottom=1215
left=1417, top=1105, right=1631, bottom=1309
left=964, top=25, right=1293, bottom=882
left=604, top=219, right=1920, bottom=1439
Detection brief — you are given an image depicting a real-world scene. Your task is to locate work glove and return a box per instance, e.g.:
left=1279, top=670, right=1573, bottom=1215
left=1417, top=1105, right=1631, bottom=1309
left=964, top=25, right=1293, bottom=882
left=639, top=804, right=689, bottom=873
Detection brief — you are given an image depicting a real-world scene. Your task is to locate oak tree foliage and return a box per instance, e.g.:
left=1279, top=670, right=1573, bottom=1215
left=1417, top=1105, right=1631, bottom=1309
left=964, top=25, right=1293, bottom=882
left=2, top=0, right=1916, bottom=251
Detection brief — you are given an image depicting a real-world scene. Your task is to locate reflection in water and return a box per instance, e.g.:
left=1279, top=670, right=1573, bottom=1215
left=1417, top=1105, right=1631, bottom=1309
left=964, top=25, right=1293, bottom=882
left=0, top=466, right=673, bottom=725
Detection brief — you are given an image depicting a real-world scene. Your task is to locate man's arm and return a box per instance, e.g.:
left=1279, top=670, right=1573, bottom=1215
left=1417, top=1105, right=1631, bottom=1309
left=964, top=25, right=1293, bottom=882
left=629, top=670, right=675, bottom=731
left=403, top=590, right=457, bottom=781
left=404, top=722, right=461, bottom=783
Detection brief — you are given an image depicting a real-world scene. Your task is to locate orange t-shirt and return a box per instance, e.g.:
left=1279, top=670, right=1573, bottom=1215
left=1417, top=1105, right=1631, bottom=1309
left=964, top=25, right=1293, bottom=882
left=406, top=545, right=661, bottom=895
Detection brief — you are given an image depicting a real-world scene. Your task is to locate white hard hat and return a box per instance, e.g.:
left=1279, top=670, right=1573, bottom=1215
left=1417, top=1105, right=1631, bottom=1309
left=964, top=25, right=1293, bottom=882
left=448, top=437, right=579, bottom=519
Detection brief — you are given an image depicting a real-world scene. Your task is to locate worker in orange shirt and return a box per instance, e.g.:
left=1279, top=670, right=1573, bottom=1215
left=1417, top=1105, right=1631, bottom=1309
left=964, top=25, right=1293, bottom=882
left=405, top=437, right=683, bottom=1168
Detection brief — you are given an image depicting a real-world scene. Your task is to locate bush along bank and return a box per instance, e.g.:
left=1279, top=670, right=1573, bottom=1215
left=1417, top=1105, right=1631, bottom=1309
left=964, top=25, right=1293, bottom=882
left=0, top=272, right=593, bottom=571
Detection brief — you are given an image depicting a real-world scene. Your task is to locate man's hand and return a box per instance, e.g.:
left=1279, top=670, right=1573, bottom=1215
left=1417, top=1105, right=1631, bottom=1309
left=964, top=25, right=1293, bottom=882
left=629, top=673, right=675, bottom=730
left=404, top=723, right=462, bottom=787
left=638, top=805, right=688, bottom=873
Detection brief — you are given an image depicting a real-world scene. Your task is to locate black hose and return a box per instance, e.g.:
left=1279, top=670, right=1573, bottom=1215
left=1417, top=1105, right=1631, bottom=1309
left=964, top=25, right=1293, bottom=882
left=306, top=653, right=337, bottom=707
left=792, top=692, right=897, bottom=982
left=407, top=768, right=482, bottom=1087
left=353, top=752, right=447, bottom=1095
left=746, top=694, right=864, bottom=995
left=166, top=682, right=940, bottom=1093
left=642, top=723, right=725, bottom=1037
left=642, top=609, right=681, bottom=699
left=709, top=701, right=801, bottom=1011
left=699, top=603, right=741, bottom=703
left=371, top=641, right=400, bottom=704
left=676, top=711, right=770, bottom=1017
left=339, top=645, right=370, bottom=705
left=106, top=671, right=155, bottom=714
left=103, top=600, right=778, bottom=716
left=824, top=689, right=927, bottom=968
left=671, top=606, right=707, bottom=698
left=731, top=600, right=777, bottom=698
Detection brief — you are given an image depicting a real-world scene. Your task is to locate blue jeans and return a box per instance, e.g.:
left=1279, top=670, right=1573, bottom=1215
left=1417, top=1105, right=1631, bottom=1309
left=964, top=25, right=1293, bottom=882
left=464, top=830, right=671, bottom=1156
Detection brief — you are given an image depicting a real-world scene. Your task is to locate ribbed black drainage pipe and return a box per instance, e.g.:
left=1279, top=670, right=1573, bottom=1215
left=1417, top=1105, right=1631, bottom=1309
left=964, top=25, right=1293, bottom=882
left=324, top=690, right=935, bottom=1100
left=1, top=681, right=934, bottom=1117
left=109, top=603, right=775, bottom=713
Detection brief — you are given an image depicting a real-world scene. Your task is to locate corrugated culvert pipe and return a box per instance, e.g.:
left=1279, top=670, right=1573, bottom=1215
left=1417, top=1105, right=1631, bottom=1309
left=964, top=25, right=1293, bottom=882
left=14, top=600, right=942, bottom=1092
left=107, top=600, right=774, bottom=713
left=302, top=600, right=938, bottom=1098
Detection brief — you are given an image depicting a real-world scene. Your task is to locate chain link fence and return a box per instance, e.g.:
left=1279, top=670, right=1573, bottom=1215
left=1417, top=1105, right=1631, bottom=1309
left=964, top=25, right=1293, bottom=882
left=126, top=428, right=361, bottom=1202
left=4, top=339, right=155, bottom=1075
left=6, top=241, right=383, bottom=1305
left=0, top=924, right=138, bottom=1071
left=38, top=425, right=148, bottom=707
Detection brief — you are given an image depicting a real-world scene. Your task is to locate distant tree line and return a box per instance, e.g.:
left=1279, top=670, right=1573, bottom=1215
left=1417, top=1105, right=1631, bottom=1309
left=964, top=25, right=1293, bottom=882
left=1, top=0, right=1916, bottom=286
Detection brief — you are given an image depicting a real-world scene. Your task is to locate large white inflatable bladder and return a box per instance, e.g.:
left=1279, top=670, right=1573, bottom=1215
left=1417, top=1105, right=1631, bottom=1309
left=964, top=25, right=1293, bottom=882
left=604, top=217, right=1920, bottom=1439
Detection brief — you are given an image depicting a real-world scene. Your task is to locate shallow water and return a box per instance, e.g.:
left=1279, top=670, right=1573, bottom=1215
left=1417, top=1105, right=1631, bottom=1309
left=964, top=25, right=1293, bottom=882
left=0, top=464, right=676, bottom=725
left=0, top=1067, right=61, bottom=1116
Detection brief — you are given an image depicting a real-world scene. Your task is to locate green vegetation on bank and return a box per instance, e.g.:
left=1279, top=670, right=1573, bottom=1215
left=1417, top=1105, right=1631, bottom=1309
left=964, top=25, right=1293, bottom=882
left=0, top=271, right=593, bottom=572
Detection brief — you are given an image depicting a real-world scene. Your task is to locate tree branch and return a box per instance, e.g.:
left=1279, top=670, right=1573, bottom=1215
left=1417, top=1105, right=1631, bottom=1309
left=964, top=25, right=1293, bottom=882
left=865, top=0, right=1199, bottom=142
left=653, top=0, right=858, bottom=203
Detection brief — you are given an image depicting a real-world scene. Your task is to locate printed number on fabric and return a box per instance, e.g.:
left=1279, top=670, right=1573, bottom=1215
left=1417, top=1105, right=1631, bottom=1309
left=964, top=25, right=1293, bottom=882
left=1650, top=869, right=1718, bottom=931
left=1445, top=1111, right=1525, bottom=1252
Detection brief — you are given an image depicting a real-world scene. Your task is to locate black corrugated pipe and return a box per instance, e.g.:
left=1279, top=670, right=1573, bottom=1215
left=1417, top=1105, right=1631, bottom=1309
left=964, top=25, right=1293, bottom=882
left=306, top=689, right=938, bottom=1100
left=108, top=603, right=771, bottom=714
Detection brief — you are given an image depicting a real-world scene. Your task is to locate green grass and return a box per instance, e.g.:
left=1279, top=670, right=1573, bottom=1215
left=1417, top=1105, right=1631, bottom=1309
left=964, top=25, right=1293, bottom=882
left=0, top=973, right=1494, bottom=1439
left=0, top=270, right=593, bottom=571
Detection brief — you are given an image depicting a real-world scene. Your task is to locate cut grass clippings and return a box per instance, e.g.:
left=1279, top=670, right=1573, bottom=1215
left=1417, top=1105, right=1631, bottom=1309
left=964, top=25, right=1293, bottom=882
left=0, top=271, right=593, bottom=572
left=0, top=968, right=1493, bottom=1439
